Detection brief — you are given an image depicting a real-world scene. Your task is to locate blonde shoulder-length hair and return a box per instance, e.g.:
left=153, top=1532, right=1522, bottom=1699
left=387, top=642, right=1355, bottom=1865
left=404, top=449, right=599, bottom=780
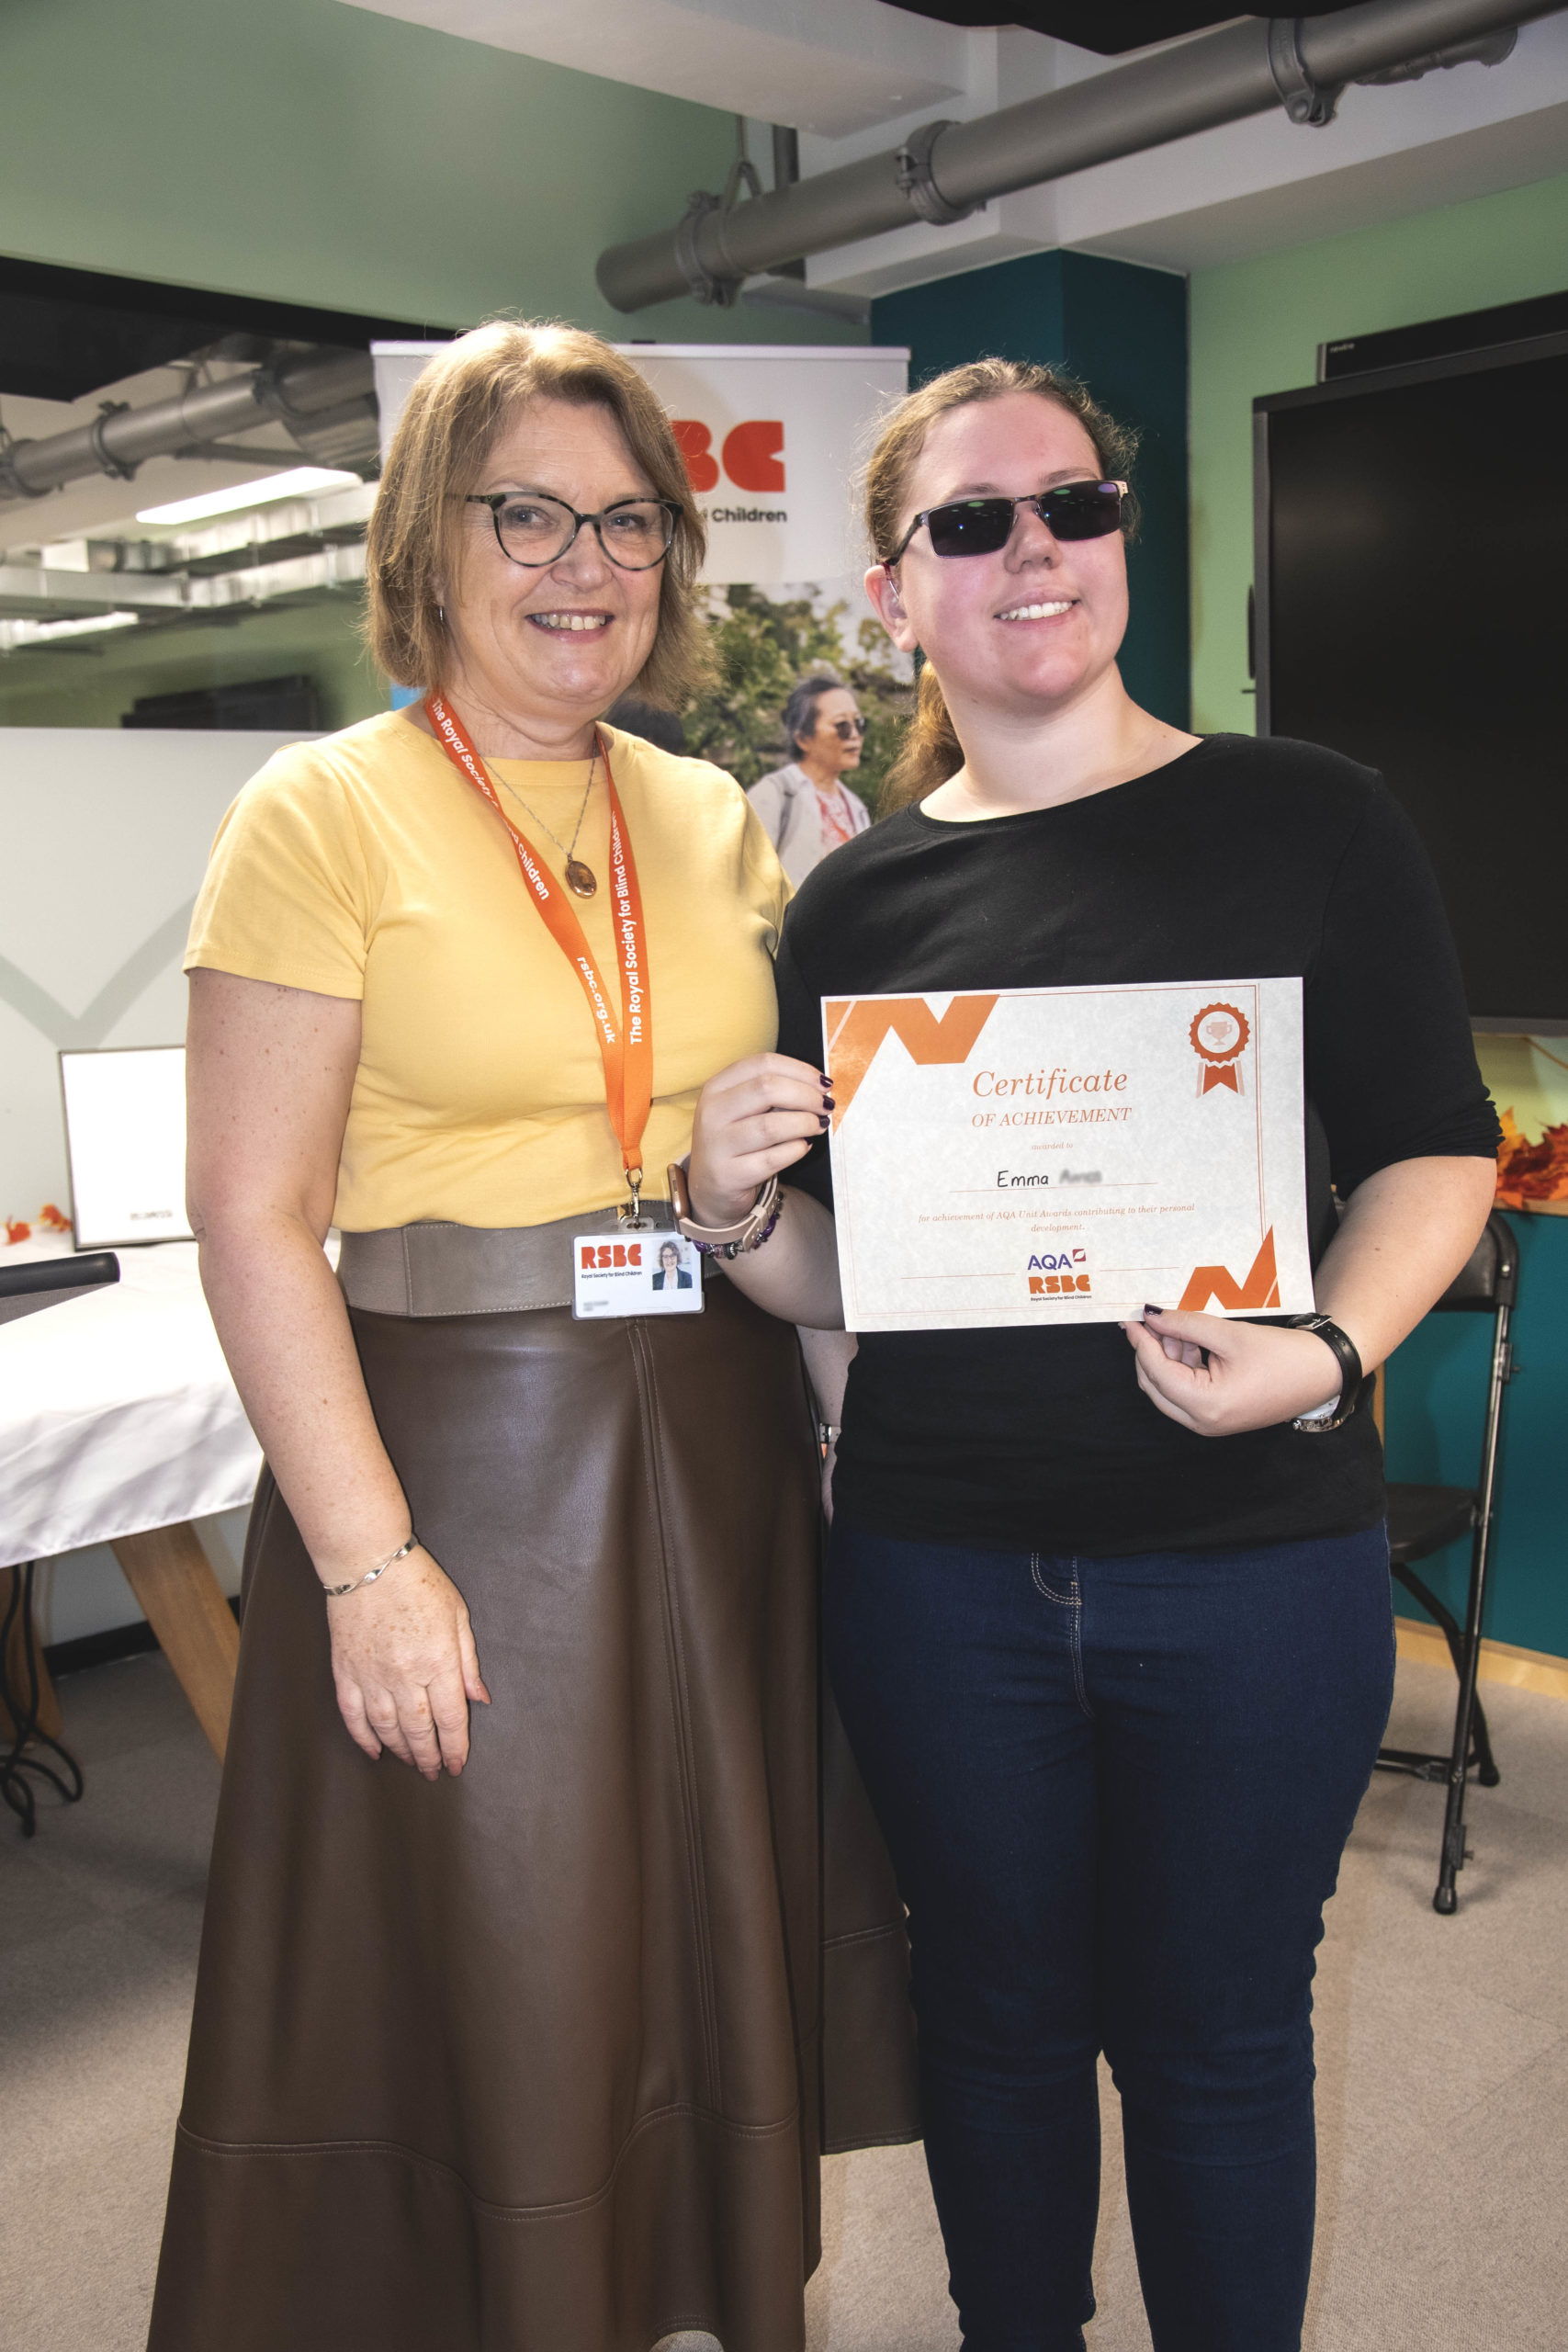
left=364, top=318, right=716, bottom=711
left=864, top=357, right=1140, bottom=814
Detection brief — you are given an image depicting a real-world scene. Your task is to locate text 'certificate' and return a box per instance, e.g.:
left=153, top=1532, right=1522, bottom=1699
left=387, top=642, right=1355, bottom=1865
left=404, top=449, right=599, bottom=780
left=824, top=980, right=1314, bottom=1332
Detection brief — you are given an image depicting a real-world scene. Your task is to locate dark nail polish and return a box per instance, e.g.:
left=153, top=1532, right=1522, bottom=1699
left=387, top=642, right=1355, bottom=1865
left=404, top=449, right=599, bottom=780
left=821, top=1094, right=836, bottom=1110
left=818, top=1113, right=830, bottom=1129
left=1144, top=1303, right=1165, bottom=1317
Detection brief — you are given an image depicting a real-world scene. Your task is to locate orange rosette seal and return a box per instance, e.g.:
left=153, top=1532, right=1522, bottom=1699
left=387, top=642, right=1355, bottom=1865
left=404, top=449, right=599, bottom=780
left=1190, top=1001, right=1250, bottom=1095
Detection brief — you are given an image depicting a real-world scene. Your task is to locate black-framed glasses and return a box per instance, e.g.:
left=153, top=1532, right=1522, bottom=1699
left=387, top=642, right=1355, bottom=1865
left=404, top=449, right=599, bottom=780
left=885, top=479, right=1127, bottom=563
left=829, top=715, right=868, bottom=741
left=463, top=491, right=680, bottom=571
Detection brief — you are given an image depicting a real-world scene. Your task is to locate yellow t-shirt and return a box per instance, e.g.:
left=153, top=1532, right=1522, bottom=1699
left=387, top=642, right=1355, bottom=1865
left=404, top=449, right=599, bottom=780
left=185, top=709, right=790, bottom=1230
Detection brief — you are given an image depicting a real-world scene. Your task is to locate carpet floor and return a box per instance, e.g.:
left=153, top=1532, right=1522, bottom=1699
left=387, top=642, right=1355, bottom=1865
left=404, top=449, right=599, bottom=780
left=2, top=1646, right=1564, bottom=2351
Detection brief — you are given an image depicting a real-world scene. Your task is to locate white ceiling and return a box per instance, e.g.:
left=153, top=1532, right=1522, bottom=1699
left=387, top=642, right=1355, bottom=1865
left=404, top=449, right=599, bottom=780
left=795, top=14, right=1568, bottom=292
left=337, top=0, right=1568, bottom=297
left=334, top=0, right=975, bottom=138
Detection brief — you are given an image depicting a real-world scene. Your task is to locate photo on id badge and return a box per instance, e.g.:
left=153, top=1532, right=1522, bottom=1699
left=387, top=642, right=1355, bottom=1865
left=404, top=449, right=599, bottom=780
left=572, top=1229, right=705, bottom=1317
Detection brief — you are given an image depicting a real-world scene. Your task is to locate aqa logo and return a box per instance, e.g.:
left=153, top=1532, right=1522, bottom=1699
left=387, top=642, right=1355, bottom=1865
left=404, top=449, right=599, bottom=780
left=1028, top=1249, right=1089, bottom=1298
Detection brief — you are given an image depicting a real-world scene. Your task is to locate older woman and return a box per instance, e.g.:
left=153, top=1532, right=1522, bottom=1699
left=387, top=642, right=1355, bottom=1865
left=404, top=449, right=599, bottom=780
left=149, top=322, right=913, bottom=2352
left=747, top=673, right=872, bottom=885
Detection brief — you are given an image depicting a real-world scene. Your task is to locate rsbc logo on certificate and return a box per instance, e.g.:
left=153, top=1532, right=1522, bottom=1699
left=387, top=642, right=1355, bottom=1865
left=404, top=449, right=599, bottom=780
left=822, top=980, right=1314, bottom=1332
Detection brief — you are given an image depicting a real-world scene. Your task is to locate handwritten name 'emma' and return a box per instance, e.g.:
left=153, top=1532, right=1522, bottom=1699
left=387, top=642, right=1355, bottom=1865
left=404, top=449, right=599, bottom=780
left=972, top=1067, right=1128, bottom=1099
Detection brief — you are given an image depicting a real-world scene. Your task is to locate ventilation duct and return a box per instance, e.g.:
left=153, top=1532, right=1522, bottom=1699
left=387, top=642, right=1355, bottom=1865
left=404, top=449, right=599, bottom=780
left=0, top=346, right=377, bottom=507
left=597, top=0, right=1551, bottom=311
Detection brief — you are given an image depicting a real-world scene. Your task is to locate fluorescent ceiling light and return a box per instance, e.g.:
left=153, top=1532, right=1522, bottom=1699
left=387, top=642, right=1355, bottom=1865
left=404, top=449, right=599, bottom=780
left=1, top=610, right=141, bottom=647
left=136, top=467, right=362, bottom=526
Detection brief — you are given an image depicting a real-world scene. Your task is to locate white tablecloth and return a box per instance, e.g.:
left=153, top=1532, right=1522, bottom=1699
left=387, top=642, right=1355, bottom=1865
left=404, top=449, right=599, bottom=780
left=0, top=1235, right=262, bottom=1566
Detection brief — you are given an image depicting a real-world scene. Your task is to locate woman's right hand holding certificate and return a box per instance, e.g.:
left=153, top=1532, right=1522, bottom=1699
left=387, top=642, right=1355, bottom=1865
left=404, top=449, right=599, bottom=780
left=687, top=1054, right=846, bottom=1329
left=688, top=1053, right=832, bottom=1226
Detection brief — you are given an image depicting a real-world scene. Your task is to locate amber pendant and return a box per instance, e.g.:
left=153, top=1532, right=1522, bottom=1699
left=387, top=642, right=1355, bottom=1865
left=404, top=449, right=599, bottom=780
left=565, top=859, right=596, bottom=898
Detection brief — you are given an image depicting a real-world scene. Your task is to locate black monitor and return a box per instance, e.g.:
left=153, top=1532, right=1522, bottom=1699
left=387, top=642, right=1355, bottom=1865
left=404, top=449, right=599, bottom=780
left=1254, top=332, right=1568, bottom=1034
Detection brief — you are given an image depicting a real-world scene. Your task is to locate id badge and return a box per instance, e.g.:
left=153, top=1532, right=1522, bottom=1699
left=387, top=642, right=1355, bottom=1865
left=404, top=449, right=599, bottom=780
left=572, top=1230, right=705, bottom=1319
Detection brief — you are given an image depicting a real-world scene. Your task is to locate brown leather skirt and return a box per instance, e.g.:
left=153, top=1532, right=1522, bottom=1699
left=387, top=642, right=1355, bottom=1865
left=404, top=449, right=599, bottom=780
left=148, top=1278, right=917, bottom=2352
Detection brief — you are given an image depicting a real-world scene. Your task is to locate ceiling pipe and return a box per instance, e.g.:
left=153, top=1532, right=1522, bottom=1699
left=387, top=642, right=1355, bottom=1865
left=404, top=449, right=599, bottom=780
left=0, top=346, right=376, bottom=506
left=597, top=0, right=1553, bottom=311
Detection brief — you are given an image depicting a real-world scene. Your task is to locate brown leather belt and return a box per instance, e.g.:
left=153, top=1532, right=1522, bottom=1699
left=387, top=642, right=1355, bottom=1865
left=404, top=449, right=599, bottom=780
left=336, top=1203, right=679, bottom=1318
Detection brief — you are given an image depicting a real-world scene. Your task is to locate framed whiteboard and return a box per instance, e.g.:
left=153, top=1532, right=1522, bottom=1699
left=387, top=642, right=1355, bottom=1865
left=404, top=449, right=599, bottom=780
left=59, top=1046, right=193, bottom=1250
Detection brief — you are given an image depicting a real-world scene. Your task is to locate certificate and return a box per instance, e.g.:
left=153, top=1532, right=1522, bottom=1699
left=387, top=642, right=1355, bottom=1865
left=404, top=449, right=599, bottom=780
left=824, top=979, right=1314, bottom=1332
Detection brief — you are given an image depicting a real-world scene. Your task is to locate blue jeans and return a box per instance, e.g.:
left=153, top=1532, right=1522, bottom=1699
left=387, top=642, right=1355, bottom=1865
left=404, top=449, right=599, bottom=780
left=824, top=1520, right=1394, bottom=2352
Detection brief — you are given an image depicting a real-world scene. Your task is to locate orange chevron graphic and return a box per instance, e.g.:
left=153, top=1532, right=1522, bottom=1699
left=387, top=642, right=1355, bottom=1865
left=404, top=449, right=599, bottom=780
left=1178, top=1227, right=1280, bottom=1312
left=824, top=993, right=998, bottom=1125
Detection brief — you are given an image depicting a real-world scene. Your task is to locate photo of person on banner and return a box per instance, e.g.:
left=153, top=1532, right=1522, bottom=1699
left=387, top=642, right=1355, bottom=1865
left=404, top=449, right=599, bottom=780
left=749, top=673, right=873, bottom=884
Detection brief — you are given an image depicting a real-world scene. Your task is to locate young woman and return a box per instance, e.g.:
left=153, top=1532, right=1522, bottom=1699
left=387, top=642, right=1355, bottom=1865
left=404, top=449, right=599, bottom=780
left=682, top=358, right=1498, bottom=2351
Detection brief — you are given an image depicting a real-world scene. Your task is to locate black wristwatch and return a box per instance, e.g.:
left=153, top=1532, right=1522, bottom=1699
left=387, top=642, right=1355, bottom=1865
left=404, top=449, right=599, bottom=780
left=1281, top=1315, right=1364, bottom=1434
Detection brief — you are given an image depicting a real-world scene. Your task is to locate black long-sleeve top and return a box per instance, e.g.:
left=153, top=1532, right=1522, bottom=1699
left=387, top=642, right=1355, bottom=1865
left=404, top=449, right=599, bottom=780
left=776, top=734, right=1499, bottom=1555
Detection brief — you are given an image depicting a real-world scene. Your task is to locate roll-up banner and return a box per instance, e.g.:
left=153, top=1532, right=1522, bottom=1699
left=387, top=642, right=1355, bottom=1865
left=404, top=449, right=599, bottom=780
left=371, top=342, right=913, bottom=803
left=371, top=342, right=908, bottom=585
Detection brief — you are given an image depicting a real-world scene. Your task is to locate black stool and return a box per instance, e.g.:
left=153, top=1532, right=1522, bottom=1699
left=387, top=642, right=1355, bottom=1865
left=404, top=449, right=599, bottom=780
left=1374, top=1212, right=1517, bottom=1915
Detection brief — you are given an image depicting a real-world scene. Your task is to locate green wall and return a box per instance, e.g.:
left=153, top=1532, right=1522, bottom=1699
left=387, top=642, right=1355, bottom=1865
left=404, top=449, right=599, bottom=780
left=1189, top=169, right=1568, bottom=739
left=0, top=0, right=852, bottom=345
left=872, top=252, right=1190, bottom=730
left=1188, top=174, right=1568, bottom=1661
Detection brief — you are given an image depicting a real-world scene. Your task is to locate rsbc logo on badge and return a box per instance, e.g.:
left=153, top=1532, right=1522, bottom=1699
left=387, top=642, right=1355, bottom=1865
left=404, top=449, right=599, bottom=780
left=571, top=1231, right=705, bottom=1321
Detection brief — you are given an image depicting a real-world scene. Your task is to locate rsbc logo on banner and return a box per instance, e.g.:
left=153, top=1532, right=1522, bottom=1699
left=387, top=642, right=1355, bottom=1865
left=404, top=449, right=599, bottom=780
left=671, top=419, right=785, bottom=493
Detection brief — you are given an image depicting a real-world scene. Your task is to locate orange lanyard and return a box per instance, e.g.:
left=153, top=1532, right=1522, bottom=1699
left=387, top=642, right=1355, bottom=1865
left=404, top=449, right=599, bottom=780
left=424, top=695, right=653, bottom=1213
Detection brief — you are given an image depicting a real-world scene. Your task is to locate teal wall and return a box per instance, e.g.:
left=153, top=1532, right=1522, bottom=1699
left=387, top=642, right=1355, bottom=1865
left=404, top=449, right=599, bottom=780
left=871, top=252, right=1190, bottom=729
left=1386, top=1216, right=1568, bottom=1661
left=1187, top=174, right=1568, bottom=1660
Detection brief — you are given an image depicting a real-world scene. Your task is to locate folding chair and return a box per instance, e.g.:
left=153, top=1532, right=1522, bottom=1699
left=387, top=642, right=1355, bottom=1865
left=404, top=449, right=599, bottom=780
left=1374, top=1211, right=1518, bottom=1915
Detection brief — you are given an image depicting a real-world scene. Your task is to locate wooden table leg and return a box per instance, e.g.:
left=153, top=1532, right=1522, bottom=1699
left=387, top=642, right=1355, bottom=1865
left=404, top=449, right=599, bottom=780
left=0, top=1565, right=63, bottom=1744
left=111, top=1522, right=239, bottom=1762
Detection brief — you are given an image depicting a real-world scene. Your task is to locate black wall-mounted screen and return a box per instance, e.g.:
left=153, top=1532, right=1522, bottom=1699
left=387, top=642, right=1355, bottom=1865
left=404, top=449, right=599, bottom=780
left=1256, top=337, right=1568, bottom=1032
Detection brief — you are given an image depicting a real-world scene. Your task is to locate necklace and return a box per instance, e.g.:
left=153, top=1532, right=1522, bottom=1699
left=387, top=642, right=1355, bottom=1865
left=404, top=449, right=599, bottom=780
left=494, top=749, right=599, bottom=897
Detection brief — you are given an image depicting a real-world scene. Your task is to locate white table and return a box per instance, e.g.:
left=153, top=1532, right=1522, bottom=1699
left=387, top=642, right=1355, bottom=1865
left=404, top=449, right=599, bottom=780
left=0, top=1235, right=261, bottom=1759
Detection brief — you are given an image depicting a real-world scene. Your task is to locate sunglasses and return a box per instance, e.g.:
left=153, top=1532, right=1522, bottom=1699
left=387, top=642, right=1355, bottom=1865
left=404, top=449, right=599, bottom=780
left=885, top=480, right=1127, bottom=563
left=828, top=715, right=868, bottom=741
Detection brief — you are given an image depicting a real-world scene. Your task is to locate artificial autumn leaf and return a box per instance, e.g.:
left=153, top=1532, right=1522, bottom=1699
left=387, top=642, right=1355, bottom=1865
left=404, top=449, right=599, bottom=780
left=38, top=1203, right=72, bottom=1233
left=1495, top=1107, right=1568, bottom=1208
left=4, top=1218, right=32, bottom=1244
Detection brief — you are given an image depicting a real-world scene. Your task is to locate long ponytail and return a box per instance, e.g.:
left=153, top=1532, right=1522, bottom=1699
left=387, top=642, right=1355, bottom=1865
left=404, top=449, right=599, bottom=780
left=881, top=661, right=963, bottom=811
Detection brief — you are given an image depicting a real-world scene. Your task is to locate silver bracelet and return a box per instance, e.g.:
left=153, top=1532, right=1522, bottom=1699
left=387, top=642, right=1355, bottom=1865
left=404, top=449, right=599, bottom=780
left=321, top=1532, right=419, bottom=1600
